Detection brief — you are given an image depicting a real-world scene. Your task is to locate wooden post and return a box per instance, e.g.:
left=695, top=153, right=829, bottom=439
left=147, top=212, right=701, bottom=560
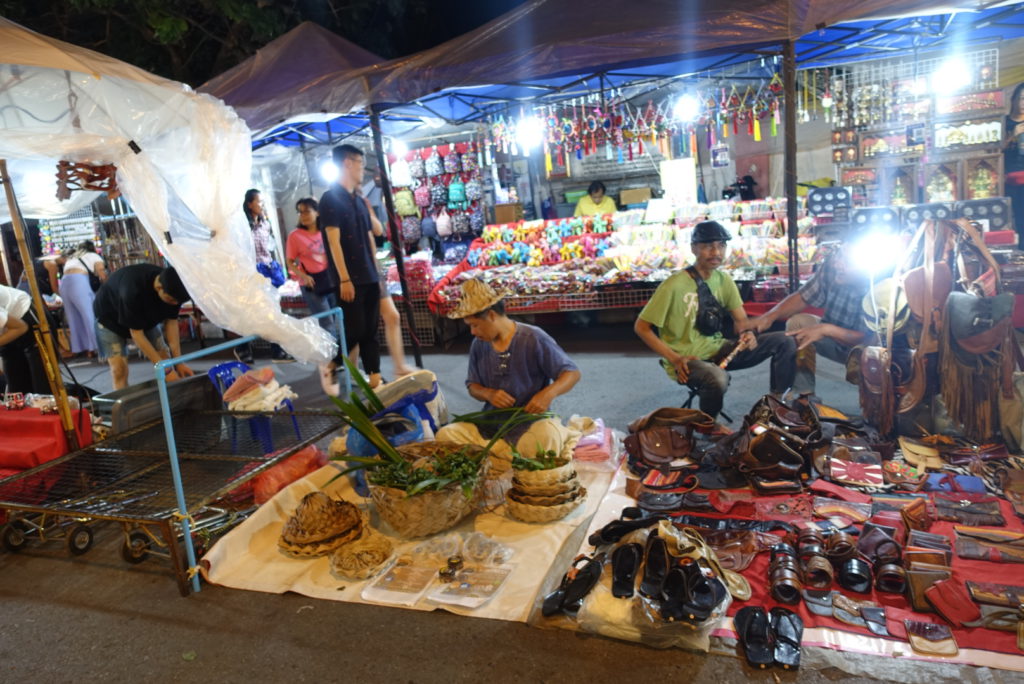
left=783, top=41, right=799, bottom=293
left=0, top=159, right=79, bottom=450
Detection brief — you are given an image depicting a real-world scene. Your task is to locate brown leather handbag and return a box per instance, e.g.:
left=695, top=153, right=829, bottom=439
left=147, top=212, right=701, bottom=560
left=954, top=526, right=1024, bottom=563
left=623, top=426, right=693, bottom=468
left=859, top=345, right=893, bottom=433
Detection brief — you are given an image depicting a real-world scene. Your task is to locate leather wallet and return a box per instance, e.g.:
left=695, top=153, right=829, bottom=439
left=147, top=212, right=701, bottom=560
left=904, top=620, right=958, bottom=657
left=857, top=523, right=901, bottom=565
left=903, top=549, right=950, bottom=567
left=924, top=578, right=981, bottom=626
left=907, top=564, right=952, bottom=612
left=954, top=526, right=1024, bottom=564
left=933, top=493, right=1006, bottom=527
left=966, top=581, right=1024, bottom=607
left=901, top=496, right=934, bottom=532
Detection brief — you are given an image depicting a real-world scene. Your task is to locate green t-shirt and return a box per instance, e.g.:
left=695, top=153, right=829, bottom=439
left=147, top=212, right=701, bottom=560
left=639, top=268, right=743, bottom=377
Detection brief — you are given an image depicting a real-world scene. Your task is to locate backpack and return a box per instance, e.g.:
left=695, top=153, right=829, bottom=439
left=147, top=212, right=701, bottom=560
left=469, top=209, right=485, bottom=234
left=394, top=189, right=418, bottom=217
left=409, top=154, right=426, bottom=179
left=436, top=207, right=452, bottom=237
left=414, top=181, right=431, bottom=208
left=452, top=211, right=470, bottom=236
left=447, top=178, right=467, bottom=210
left=444, top=151, right=462, bottom=174
left=421, top=213, right=438, bottom=239
left=390, top=158, right=413, bottom=187
left=425, top=147, right=444, bottom=177
left=401, top=215, right=422, bottom=243
left=462, top=148, right=478, bottom=173
left=465, top=176, right=483, bottom=202
left=430, top=181, right=448, bottom=206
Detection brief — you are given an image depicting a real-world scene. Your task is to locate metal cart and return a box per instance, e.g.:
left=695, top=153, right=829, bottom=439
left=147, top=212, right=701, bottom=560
left=0, top=309, right=349, bottom=596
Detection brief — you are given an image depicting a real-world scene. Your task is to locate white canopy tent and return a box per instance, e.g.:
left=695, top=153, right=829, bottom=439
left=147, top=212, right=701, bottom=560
left=0, top=16, right=334, bottom=365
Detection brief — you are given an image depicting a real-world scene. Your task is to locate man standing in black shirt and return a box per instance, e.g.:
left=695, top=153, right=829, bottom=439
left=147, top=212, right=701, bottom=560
left=318, top=144, right=381, bottom=392
left=93, top=264, right=193, bottom=390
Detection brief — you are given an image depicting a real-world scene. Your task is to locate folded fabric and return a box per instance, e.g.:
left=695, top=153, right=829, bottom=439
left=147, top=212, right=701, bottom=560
left=572, top=418, right=605, bottom=447
left=573, top=427, right=612, bottom=462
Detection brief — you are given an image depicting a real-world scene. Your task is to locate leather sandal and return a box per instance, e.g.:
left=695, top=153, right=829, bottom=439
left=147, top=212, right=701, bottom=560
left=610, top=543, right=642, bottom=598
left=639, top=532, right=671, bottom=598
left=541, top=553, right=605, bottom=617
left=587, top=510, right=665, bottom=547
left=770, top=607, right=803, bottom=670
left=734, top=606, right=774, bottom=670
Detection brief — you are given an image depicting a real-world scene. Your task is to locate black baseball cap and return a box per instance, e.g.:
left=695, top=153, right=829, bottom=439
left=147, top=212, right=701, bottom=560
left=691, top=220, right=732, bottom=244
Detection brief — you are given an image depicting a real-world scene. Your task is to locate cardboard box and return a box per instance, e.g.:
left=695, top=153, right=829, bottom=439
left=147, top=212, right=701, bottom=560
left=619, top=187, right=652, bottom=206
left=493, top=203, right=523, bottom=224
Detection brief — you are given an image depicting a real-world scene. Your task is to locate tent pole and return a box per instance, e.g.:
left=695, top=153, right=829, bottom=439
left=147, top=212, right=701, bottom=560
left=0, top=159, right=79, bottom=450
left=783, top=41, right=799, bottom=293
left=369, top=105, right=423, bottom=368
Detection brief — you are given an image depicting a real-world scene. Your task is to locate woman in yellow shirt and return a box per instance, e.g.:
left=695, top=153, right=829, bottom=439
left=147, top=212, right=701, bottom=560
left=574, top=181, right=618, bottom=216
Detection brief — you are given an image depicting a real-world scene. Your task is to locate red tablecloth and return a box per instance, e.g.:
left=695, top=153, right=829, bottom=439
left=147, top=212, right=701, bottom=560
left=0, top=407, right=92, bottom=476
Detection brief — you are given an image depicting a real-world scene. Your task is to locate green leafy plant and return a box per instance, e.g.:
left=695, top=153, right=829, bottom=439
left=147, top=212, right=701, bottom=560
left=510, top=449, right=563, bottom=471
left=328, top=358, right=550, bottom=497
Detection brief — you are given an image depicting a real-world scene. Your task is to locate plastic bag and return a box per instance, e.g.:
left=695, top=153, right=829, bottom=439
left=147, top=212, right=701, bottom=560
left=251, top=445, right=329, bottom=504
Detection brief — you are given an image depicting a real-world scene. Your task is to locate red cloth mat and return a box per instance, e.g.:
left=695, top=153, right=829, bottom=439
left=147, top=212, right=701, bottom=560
left=719, top=496, right=1024, bottom=657
left=0, top=407, right=92, bottom=470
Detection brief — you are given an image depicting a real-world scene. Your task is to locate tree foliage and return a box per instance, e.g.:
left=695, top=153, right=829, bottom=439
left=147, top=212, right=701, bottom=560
left=0, top=0, right=435, bottom=87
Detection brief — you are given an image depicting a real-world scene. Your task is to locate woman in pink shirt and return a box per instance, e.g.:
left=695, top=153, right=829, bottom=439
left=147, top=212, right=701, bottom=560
left=286, top=198, right=338, bottom=333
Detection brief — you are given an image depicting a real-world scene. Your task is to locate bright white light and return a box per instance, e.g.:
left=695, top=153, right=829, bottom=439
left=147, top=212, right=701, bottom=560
left=319, top=161, right=338, bottom=183
left=516, top=116, right=545, bottom=152
left=391, top=138, right=408, bottom=157
left=674, top=93, right=700, bottom=122
left=849, top=231, right=903, bottom=275
left=931, top=58, right=971, bottom=95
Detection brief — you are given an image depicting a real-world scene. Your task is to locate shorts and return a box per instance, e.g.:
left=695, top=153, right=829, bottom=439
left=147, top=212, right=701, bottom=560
left=96, top=321, right=167, bottom=361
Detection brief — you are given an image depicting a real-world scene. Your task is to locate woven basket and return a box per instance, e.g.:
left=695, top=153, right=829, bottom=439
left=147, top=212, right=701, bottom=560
left=368, top=442, right=488, bottom=538
left=512, top=458, right=575, bottom=487
left=506, top=488, right=586, bottom=523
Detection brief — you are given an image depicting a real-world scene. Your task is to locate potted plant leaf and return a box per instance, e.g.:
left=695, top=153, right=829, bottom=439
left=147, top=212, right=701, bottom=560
left=329, top=359, right=545, bottom=537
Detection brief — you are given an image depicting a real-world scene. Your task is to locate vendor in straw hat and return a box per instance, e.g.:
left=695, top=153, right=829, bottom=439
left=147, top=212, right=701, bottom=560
left=435, top=279, right=581, bottom=470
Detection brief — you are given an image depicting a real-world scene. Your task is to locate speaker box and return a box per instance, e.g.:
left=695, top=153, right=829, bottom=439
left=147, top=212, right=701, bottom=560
left=850, top=206, right=900, bottom=233
left=955, top=197, right=1012, bottom=232
left=901, top=202, right=954, bottom=230
left=806, top=187, right=851, bottom=216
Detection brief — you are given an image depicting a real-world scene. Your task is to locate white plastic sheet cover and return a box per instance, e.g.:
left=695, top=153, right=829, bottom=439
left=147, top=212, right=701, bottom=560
left=0, top=18, right=335, bottom=364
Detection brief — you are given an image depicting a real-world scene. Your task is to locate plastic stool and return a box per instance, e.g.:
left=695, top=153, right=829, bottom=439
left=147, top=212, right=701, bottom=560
left=207, top=361, right=300, bottom=454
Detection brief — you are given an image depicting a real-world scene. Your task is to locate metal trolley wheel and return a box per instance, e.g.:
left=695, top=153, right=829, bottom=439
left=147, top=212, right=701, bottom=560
left=66, top=524, right=94, bottom=556
left=121, top=530, right=151, bottom=564
left=2, top=520, right=31, bottom=552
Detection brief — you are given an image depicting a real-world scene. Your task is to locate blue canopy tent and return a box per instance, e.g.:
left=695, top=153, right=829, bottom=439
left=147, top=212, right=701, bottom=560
left=202, top=1, right=1024, bottom=356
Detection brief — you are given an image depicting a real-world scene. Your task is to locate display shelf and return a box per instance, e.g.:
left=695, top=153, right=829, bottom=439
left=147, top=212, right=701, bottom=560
left=504, top=286, right=659, bottom=315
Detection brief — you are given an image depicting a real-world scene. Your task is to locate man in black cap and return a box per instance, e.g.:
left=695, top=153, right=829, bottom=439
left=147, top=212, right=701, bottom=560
left=93, top=264, right=194, bottom=390
left=634, top=221, right=797, bottom=418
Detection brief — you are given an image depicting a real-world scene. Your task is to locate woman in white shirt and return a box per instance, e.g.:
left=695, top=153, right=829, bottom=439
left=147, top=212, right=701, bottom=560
left=61, top=240, right=107, bottom=358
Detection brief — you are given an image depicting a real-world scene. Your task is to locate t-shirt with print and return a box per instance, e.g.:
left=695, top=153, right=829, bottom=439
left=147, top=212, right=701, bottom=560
left=466, top=322, right=578, bottom=439
left=286, top=228, right=329, bottom=276
left=92, top=264, right=181, bottom=338
left=638, top=268, right=743, bottom=377
left=0, top=284, right=31, bottom=332
left=317, top=184, right=378, bottom=286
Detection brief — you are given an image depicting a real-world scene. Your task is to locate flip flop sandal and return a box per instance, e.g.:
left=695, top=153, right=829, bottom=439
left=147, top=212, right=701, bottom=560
left=802, top=588, right=835, bottom=617
left=770, top=607, right=803, bottom=670
left=587, top=512, right=665, bottom=547
left=734, top=606, right=774, bottom=670
left=542, top=553, right=605, bottom=617
left=676, top=562, right=719, bottom=623
left=658, top=566, right=689, bottom=622
left=660, top=524, right=752, bottom=601
left=860, top=606, right=890, bottom=637
left=639, top=532, right=671, bottom=599
left=610, top=543, right=642, bottom=598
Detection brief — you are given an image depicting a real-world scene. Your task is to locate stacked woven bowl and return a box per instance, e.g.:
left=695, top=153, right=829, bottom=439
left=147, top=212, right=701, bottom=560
left=506, top=455, right=586, bottom=523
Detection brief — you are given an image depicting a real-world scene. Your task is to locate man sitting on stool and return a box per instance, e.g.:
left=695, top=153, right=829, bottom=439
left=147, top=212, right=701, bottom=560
left=436, top=279, right=581, bottom=474
left=749, top=243, right=870, bottom=399
left=633, top=220, right=797, bottom=419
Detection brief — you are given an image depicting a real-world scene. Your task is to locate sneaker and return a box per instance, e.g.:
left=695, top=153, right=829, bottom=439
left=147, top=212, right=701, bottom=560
left=271, top=349, right=295, bottom=363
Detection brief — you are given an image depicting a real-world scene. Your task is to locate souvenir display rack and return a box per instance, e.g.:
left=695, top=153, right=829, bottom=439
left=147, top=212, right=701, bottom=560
left=831, top=48, right=1004, bottom=206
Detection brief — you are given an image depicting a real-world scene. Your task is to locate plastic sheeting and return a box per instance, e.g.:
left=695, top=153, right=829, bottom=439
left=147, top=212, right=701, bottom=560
left=0, top=17, right=336, bottom=365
